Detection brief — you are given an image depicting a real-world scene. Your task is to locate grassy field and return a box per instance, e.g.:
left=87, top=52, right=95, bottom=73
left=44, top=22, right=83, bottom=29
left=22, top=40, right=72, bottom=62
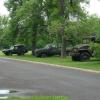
left=0, top=51, right=100, bottom=71
left=0, top=96, right=69, bottom=100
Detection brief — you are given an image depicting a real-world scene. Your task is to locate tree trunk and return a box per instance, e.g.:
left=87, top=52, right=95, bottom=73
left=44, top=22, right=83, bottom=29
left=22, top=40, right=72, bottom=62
left=32, top=32, right=37, bottom=55
left=61, top=35, right=67, bottom=58
left=59, top=0, right=67, bottom=58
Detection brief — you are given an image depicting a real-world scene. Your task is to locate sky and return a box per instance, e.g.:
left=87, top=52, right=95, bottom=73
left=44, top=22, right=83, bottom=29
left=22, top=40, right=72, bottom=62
left=0, top=0, right=9, bottom=15
left=86, top=0, right=100, bottom=16
left=0, top=0, right=100, bottom=16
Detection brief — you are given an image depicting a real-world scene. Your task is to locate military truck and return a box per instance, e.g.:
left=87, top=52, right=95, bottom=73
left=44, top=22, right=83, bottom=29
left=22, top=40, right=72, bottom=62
left=71, top=35, right=97, bottom=61
left=2, top=44, right=28, bottom=56
left=35, top=44, right=61, bottom=57
left=35, top=44, right=72, bottom=57
left=71, top=44, right=93, bottom=61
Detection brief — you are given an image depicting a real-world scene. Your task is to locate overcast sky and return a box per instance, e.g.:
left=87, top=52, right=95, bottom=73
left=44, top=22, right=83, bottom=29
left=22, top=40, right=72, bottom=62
left=0, top=0, right=100, bottom=16
left=0, top=0, right=9, bottom=15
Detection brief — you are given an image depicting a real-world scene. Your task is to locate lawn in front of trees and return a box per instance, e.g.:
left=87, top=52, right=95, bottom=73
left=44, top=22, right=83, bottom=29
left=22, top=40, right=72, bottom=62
left=2, top=96, right=70, bottom=100
left=0, top=52, right=100, bottom=71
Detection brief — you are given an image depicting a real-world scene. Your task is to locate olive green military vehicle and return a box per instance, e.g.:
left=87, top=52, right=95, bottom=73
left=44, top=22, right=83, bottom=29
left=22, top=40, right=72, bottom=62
left=2, top=44, right=28, bottom=56
left=71, top=35, right=99, bottom=61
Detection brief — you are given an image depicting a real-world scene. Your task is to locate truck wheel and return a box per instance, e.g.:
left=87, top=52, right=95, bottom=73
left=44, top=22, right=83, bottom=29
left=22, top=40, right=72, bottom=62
left=41, top=54, right=47, bottom=58
left=35, top=54, right=40, bottom=57
left=72, top=55, right=80, bottom=61
left=5, top=52, right=12, bottom=56
left=5, top=53, right=9, bottom=56
left=80, top=52, right=90, bottom=61
left=21, top=53, right=24, bottom=55
left=17, top=53, right=22, bottom=56
left=72, top=56, right=77, bottom=61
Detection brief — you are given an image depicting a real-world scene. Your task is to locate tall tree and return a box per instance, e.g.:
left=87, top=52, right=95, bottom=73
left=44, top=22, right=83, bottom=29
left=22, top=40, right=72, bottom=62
left=15, top=0, right=45, bottom=54
left=44, top=0, right=89, bottom=58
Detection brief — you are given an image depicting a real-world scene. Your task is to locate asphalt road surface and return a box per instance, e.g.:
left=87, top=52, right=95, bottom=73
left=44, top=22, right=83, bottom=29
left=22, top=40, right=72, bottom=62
left=0, top=58, right=100, bottom=100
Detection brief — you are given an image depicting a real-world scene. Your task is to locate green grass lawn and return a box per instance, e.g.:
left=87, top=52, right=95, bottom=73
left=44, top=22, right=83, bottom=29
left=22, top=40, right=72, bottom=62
left=0, top=51, right=100, bottom=71
left=0, top=96, right=69, bottom=100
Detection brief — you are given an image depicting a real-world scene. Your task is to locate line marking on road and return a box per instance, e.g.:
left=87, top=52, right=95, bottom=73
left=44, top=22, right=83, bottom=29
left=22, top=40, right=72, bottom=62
left=0, top=57, right=100, bottom=74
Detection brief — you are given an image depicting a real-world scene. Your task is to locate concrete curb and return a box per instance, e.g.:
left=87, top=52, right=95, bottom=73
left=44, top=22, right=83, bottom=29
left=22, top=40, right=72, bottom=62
left=0, top=57, right=100, bottom=74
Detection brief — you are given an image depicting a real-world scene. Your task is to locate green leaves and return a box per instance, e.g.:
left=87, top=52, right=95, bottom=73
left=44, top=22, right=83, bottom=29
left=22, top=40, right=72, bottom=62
left=91, top=43, right=100, bottom=59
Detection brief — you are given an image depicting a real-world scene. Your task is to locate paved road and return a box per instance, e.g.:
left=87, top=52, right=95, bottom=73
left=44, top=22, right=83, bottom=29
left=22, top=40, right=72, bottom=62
left=0, top=58, right=100, bottom=100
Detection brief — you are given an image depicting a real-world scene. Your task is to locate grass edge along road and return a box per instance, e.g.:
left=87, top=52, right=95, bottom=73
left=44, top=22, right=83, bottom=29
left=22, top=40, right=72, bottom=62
left=0, top=96, right=70, bottom=100
left=0, top=51, right=100, bottom=71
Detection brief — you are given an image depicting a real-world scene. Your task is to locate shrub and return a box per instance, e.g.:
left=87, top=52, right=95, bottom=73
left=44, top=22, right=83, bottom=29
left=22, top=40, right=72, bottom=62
left=91, top=43, right=100, bottom=59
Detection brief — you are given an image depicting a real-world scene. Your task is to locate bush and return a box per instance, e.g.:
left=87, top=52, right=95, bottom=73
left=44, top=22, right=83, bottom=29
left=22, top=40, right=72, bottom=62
left=91, top=43, right=100, bottom=59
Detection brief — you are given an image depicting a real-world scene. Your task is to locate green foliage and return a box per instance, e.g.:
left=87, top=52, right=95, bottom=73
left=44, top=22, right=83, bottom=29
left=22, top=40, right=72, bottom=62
left=0, top=16, right=11, bottom=48
left=65, top=22, right=83, bottom=45
left=91, top=43, right=100, bottom=59
left=1, top=0, right=100, bottom=57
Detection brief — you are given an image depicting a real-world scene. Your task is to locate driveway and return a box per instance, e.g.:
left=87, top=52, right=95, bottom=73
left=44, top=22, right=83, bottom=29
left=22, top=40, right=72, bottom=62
left=0, top=58, right=100, bottom=100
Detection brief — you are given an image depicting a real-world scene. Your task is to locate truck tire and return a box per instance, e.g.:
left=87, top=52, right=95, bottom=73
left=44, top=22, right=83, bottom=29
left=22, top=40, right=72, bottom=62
left=41, top=53, right=47, bottom=58
left=79, top=52, right=90, bottom=61
left=35, top=53, right=40, bottom=57
left=5, top=52, right=12, bottom=56
left=72, top=55, right=80, bottom=61
left=17, top=53, right=22, bottom=56
left=5, top=53, right=9, bottom=56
